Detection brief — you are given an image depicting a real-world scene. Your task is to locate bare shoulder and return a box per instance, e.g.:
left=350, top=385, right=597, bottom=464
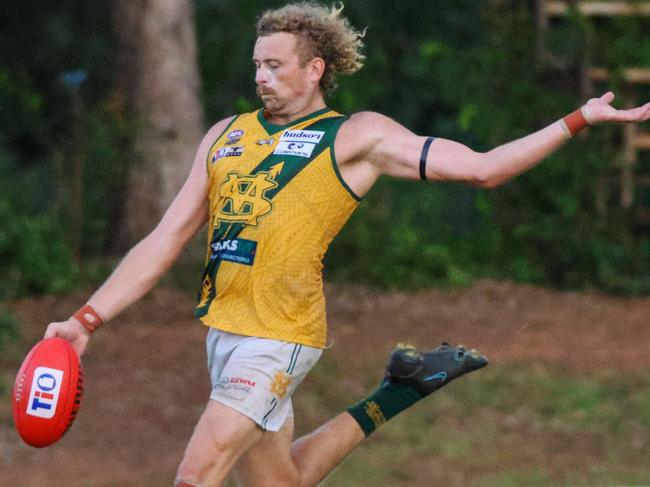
left=333, top=111, right=412, bottom=196
left=339, top=111, right=397, bottom=141
left=336, top=111, right=416, bottom=166
left=178, top=115, right=236, bottom=177
left=205, top=115, right=237, bottom=140
left=336, top=111, right=402, bottom=164
left=192, top=115, right=237, bottom=163
left=345, top=111, right=395, bottom=125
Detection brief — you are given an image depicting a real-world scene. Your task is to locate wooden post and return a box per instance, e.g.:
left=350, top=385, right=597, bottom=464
left=544, top=1, right=650, bottom=17
left=71, top=90, right=84, bottom=262
left=535, top=0, right=549, bottom=66
left=620, top=93, right=639, bottom=209
left=60, top=70, right=87, bottom=262
left=540, top=1, right=650, bottom=222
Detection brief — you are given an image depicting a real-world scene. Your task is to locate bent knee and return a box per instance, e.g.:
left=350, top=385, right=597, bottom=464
left=177, top=431, right=252, bottom=485
left=177, top=401, right=263, bottom=485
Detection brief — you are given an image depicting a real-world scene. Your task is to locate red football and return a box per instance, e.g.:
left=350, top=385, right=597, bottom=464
left=12, top=337, right=84, bottom=448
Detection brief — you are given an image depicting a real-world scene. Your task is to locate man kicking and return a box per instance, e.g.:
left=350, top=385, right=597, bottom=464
left=45, top=2, right=650, bottom=486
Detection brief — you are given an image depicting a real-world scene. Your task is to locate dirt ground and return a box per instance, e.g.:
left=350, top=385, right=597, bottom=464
left=1, top=280, right=649, bottom=486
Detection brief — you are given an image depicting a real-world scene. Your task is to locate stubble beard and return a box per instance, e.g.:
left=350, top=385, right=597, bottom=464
left=259, top=93, right=287, bottom=116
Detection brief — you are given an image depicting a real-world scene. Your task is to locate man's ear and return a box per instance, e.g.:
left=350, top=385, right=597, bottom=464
left=308, top=57, right=326, bottom=85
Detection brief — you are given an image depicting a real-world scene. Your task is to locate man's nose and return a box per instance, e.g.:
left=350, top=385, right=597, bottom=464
left=255, top=68, right=268, bottom=85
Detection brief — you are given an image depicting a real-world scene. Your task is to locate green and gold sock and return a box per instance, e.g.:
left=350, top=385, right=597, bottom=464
left=346, top=382, right=423, bottom=437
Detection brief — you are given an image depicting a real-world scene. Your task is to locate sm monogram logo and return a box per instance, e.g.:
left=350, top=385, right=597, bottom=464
left=270, top=371, right=292, bottom=399
left=215, top=163, right=283, bottom=227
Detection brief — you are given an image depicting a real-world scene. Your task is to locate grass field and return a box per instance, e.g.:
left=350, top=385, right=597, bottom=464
left=3, top=363, right=649, bottom=486
left=1, top=283, right=649, bottom=486
left=295, top=360, right=650, bottom=486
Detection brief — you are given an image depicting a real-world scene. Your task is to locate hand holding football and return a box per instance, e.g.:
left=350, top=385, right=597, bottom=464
left=12, top=337, right=84, bottom=448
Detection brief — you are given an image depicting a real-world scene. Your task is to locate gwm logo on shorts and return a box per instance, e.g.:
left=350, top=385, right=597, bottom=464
left=27, top=367, right=64, bottom=419
left=273, top=129, right=325, bottom=158
left=216, top=376, right=257, bottom=394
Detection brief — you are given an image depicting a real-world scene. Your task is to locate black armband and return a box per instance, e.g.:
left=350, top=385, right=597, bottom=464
left=419, top=137, right=435, bottom=181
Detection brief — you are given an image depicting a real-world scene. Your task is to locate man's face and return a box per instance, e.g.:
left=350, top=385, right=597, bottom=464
left=253, top=32, right=317, bottom=114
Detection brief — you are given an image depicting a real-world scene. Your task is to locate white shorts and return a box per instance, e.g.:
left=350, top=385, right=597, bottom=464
left=206, top=328, right=322, bottom=432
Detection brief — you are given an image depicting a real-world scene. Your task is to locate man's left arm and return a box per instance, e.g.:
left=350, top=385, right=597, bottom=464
left=354, top=92, right=649, bottom=188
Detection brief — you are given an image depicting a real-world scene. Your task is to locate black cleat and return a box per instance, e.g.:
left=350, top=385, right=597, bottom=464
left=383, top=342, right=488, bottom=397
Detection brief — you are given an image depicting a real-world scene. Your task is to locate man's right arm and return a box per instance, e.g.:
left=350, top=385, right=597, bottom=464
left=44, top=116, right=235, bottom=356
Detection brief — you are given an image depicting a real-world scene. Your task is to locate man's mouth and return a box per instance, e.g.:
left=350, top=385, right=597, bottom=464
left=257, top=88, right=274, bottom=97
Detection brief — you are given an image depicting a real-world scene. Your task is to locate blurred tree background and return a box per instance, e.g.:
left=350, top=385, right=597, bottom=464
left=1, top=0, right=650, bottom=317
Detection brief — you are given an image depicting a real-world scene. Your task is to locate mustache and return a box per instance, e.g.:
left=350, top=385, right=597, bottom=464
left=256, top=86, right=275, bottom=96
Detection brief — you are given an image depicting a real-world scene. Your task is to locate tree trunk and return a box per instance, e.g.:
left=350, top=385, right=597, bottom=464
left=112, top=0, right=204, bottom=248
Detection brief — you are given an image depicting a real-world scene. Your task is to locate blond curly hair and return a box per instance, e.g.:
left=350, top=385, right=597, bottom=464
left=256, top=2, right=365, bottom=95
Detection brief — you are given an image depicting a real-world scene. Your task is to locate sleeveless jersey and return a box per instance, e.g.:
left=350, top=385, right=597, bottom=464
left=195, top=107, right=360, bottom=348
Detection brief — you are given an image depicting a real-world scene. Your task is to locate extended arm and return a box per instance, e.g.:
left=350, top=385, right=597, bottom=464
left=337, top=92, right=650, bottom=193
left=44, top=117, right=234, bottom=355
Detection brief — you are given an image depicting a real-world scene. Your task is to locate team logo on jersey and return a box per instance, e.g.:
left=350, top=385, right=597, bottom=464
left=256, top=138, right=275, bottom=145
left=214, top=163, right=284, bottom=227
left=274, top=129, right=325, bottom=158
left=364, top=401, right=387, bottom=428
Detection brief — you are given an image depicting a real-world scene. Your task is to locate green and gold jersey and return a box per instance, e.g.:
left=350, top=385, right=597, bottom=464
left=195, top=107, right=360, bottom=348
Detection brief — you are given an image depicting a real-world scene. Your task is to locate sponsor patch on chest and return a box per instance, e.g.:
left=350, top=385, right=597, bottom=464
left=211, top=238, right=258, bottom=266
left=210, top=146, right=244, bottom=164
left=273, top=129, right=325, bottom=158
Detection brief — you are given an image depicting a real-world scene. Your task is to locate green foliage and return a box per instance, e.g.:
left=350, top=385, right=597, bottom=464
left=72, top=107, right=132, bottom=256
left=312, top=360, right=650, bottom=486
left=460, top=363, right=650, bottom=436
left=1, top=0, right=649, bottom=295
left=324, top=179, right=478, bottom=288
left=0, top=197, right=78, bottom=298
left=0, top=2, right=125, bottom=297
left=0, top=306, right=19, bottom=352
left=320, top=1, right=650, bottom=293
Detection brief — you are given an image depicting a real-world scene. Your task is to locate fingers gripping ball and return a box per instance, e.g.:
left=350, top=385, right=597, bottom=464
left=12, top=338, right=84, bottom=447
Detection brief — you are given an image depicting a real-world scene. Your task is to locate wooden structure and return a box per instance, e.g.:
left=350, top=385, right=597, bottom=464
left=542, top=1, right=650, bottom=16
left=537, top=1, right=650, bottom=222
